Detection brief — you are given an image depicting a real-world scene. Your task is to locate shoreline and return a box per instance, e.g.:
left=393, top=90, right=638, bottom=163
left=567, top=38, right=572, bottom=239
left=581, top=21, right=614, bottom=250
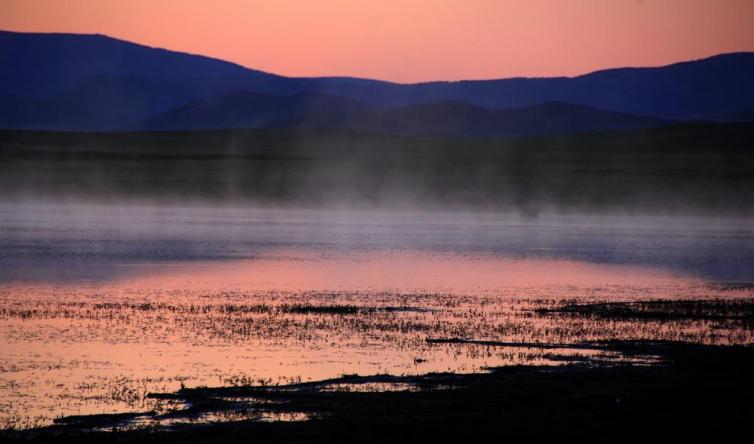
left=4, top=340, right=754, bottom=442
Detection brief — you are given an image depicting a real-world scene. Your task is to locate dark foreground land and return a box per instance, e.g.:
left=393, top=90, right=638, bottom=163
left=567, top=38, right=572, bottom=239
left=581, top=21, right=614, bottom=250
left=1, top=122, right=754, bottom=213
left=4, top=340, right=754, bottom=443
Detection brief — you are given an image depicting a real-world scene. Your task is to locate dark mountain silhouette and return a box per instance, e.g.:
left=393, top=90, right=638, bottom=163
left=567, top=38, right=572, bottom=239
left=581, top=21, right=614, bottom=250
left=0, top=30, right=275, bottom=96
left=305, top=53, right=754, bottom=120
left=344, top=101, right=671, bottom=137
left=143, top=93, right=671, bottom=137
left=0, top=76, right=186, bottom=130
left=1, top=30, right=753, bottom=133
left=142, top=91, right=379, bottom=131
left=716, top=109, right=754, bottom=122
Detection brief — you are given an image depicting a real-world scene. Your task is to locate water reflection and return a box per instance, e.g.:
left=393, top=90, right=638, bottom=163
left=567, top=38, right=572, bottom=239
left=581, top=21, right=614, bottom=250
left=2, top=203, right=753, bottom=282
left=1, top=203, right=753, bottom=429
left=1, top=248, right=753, bottom=429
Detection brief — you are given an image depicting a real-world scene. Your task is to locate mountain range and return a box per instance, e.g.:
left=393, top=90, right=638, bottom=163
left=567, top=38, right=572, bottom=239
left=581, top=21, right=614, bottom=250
left=1, top=30, right=753, bottom=136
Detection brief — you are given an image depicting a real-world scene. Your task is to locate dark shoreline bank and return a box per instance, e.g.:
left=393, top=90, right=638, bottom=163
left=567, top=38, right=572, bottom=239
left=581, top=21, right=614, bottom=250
left=2, top=123, right=753, bottom=214
left=4, top=340, right=754, bottom=443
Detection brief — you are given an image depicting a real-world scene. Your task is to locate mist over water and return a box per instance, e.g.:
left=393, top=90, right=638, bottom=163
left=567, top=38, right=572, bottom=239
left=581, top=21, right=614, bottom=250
left=1, top=200, right=752, bottom=282
left=2, top=12, right=754, bottom=438
left=1, top=124, right=753, bottom=430
left=2, top=125, right=753, bottom=216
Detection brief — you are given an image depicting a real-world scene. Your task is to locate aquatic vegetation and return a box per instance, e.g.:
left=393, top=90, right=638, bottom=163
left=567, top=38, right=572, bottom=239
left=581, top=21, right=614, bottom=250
left=1, top=211, right=753, bottom=431
left=11, top=340, right=750, bottom=435
left=539, top=299, right=754, bottom=322
left=2, top=269, right=753, bottom=430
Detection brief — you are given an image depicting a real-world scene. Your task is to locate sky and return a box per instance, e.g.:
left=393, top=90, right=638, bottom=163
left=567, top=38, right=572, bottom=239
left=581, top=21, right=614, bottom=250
left=2, top=0, right=754, bottom=83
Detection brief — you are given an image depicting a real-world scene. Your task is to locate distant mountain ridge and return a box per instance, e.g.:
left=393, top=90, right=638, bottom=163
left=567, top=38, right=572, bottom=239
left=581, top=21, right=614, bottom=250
left=0, top=31, right=272, bottom=97
left=143, top=91, right=377, bottom=131
left=1, top=30, right=753, bottom=134
left=142, top=92, right=671, bottom=137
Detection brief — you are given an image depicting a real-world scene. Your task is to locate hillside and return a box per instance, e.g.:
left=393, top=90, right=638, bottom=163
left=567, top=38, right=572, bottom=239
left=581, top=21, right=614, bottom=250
left=143, top=95, right=670, bottom=136
left=2, top=31, right=754, bottom=132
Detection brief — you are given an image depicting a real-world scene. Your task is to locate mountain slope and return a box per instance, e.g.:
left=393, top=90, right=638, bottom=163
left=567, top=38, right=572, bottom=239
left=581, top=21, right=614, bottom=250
left=142, top=94, right=671, bottom=137
left=308, top=53, right=754, bottom=120
left=344, top=101, right=672, bottom=137
left=142, top=91, right=379, bottom=131
left=2, top=30, right=753, bottom=131
left=0, top=30, right=276, bottom=97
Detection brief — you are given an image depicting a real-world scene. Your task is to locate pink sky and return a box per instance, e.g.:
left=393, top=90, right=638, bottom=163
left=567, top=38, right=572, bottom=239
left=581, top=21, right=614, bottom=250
left=2, top=0, right=754, bottom=83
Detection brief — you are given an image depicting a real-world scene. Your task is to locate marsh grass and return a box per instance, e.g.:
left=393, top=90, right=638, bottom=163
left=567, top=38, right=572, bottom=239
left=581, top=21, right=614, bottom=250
left=2, top=283, right=754, bottom=430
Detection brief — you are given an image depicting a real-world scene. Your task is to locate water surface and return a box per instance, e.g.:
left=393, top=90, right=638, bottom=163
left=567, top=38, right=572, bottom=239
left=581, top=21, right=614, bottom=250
left=1, top=203, right=753, bottom=429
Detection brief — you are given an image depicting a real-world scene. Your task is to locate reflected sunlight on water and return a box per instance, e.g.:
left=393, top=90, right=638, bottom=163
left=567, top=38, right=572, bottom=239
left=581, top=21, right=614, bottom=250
left=2, top=249, right=753, bottom=429
left=1, top=204, right=753, bottom=429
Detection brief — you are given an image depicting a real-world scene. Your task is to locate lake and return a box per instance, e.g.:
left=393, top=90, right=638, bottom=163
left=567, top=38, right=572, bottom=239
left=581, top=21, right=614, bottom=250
left=1, top=202, right=753, bottom=429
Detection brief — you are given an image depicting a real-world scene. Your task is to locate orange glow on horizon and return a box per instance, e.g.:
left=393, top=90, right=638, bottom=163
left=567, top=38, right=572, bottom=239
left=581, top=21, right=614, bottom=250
left=2, top=0, right=754, bottom=83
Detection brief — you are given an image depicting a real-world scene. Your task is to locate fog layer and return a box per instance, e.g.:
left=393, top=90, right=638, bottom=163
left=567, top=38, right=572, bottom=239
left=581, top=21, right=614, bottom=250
left=1, top=124, right=753, bottom=215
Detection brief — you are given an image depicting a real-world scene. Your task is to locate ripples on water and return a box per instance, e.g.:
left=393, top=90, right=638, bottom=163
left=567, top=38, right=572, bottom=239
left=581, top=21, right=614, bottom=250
left=0, top=203, right=753, bottom=429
